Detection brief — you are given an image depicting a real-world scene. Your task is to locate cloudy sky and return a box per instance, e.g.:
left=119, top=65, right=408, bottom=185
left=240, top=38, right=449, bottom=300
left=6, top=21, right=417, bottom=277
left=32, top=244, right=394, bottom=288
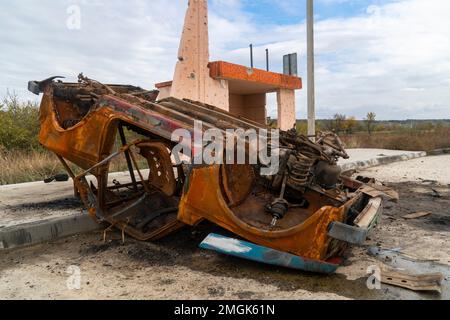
left=0, top=0, right=449, bottom=120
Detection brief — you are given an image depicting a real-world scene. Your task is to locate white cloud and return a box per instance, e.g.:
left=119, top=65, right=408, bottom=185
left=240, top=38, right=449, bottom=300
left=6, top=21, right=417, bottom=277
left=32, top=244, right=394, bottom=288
left=0, top=0, right=186, bottom=100
left=309, top=0, right=450, bottom=119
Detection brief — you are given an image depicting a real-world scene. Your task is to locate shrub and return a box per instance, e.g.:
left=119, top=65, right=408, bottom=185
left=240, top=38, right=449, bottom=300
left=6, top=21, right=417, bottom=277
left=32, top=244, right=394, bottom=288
left=0, top=93, right=41, bottom=151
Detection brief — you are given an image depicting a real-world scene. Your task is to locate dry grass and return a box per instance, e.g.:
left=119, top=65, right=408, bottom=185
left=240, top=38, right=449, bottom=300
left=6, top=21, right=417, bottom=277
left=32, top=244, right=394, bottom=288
left=341, top=127, right=450, bottom=151
left=0, top=148, right=147, bottom=186
left=0, top=150, right=65, bottom=185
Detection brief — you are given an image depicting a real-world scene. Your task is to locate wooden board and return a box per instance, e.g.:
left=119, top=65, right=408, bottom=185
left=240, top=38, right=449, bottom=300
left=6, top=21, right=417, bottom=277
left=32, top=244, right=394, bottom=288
left=402, top=212, right=432, bottom=220
left=354, top=197, right=383, bottom=229
left=381, top=267, right=443, bottom=292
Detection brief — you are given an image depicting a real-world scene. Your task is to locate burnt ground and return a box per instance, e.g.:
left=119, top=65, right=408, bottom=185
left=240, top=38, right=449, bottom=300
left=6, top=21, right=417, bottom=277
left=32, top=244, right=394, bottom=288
left=382, top=182, right=450, bottom=232
left=1, top=178, right=449, bottom=300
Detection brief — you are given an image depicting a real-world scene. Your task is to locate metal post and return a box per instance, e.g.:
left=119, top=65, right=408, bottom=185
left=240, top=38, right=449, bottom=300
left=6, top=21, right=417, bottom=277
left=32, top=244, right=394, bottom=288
left=266, top=49, right=270, bottom=71
left=250, top=44, right=254, bottom=69
left=307, top=0, right=316, bottom=140
left=118, top=124, right=138, bottom=192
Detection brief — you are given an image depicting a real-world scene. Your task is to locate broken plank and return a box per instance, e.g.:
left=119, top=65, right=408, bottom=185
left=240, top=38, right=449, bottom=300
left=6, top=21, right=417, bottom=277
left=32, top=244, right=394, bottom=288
left=360, top=184, right=399, bottom=202
left=381, top=267, right=443, bottom=293
left=354, top=197, right=382, bottom=229
left=402, top=212, right=432, bottom=220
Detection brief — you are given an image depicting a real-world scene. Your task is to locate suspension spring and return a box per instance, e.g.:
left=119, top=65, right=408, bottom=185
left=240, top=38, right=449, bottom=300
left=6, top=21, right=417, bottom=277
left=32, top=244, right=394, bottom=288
left=287, top=153, right=315, bottom=188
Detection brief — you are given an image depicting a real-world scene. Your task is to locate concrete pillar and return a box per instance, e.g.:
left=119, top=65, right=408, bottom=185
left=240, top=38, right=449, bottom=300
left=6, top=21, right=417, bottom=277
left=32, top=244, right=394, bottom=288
left=170, top=0, right=229, bottom=110
left=277, top=89, right=296, bottom=131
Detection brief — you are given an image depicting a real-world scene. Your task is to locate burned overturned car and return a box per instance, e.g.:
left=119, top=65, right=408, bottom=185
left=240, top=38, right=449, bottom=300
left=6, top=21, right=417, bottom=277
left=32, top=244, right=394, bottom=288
left=28, top=74, right=395, bottom=274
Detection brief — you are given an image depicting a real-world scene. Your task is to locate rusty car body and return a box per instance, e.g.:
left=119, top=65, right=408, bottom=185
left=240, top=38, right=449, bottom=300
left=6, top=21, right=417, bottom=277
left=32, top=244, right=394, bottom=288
left=28, top=74, right=391, bottom=273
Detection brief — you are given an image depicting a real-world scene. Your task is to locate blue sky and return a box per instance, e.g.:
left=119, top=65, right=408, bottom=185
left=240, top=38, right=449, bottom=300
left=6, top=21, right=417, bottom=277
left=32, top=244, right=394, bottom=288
left=0, top=0, right=449, bottom=120
left=237, top=0, right=393, bottom=24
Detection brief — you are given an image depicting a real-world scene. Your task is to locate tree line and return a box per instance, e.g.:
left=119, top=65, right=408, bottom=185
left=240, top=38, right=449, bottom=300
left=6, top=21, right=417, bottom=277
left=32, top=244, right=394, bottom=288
left=318, top=112, right=377, bottom=135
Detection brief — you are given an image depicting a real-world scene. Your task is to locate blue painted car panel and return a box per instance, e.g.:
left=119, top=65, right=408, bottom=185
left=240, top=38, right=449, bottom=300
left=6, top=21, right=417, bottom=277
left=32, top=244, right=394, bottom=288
left=200, top=233, right=339, bottom=274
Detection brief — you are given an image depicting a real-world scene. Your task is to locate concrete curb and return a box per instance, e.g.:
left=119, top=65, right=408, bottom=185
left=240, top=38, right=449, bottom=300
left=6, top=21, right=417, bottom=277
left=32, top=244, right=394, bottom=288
left=427, top=148, right=450, bottom=156
left=340, top=151, right=427, bottom=172
left=0, top=212, right=101, bottom=251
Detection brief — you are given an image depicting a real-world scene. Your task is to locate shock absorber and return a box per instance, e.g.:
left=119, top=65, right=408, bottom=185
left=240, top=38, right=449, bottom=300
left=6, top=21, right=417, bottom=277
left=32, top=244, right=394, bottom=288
left=266, top=175, right=289, bottom=228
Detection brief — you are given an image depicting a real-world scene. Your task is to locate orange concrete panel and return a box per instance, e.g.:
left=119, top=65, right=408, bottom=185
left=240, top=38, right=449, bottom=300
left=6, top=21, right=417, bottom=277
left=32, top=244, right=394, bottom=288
left=209, top=61, right=302, bottom=91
